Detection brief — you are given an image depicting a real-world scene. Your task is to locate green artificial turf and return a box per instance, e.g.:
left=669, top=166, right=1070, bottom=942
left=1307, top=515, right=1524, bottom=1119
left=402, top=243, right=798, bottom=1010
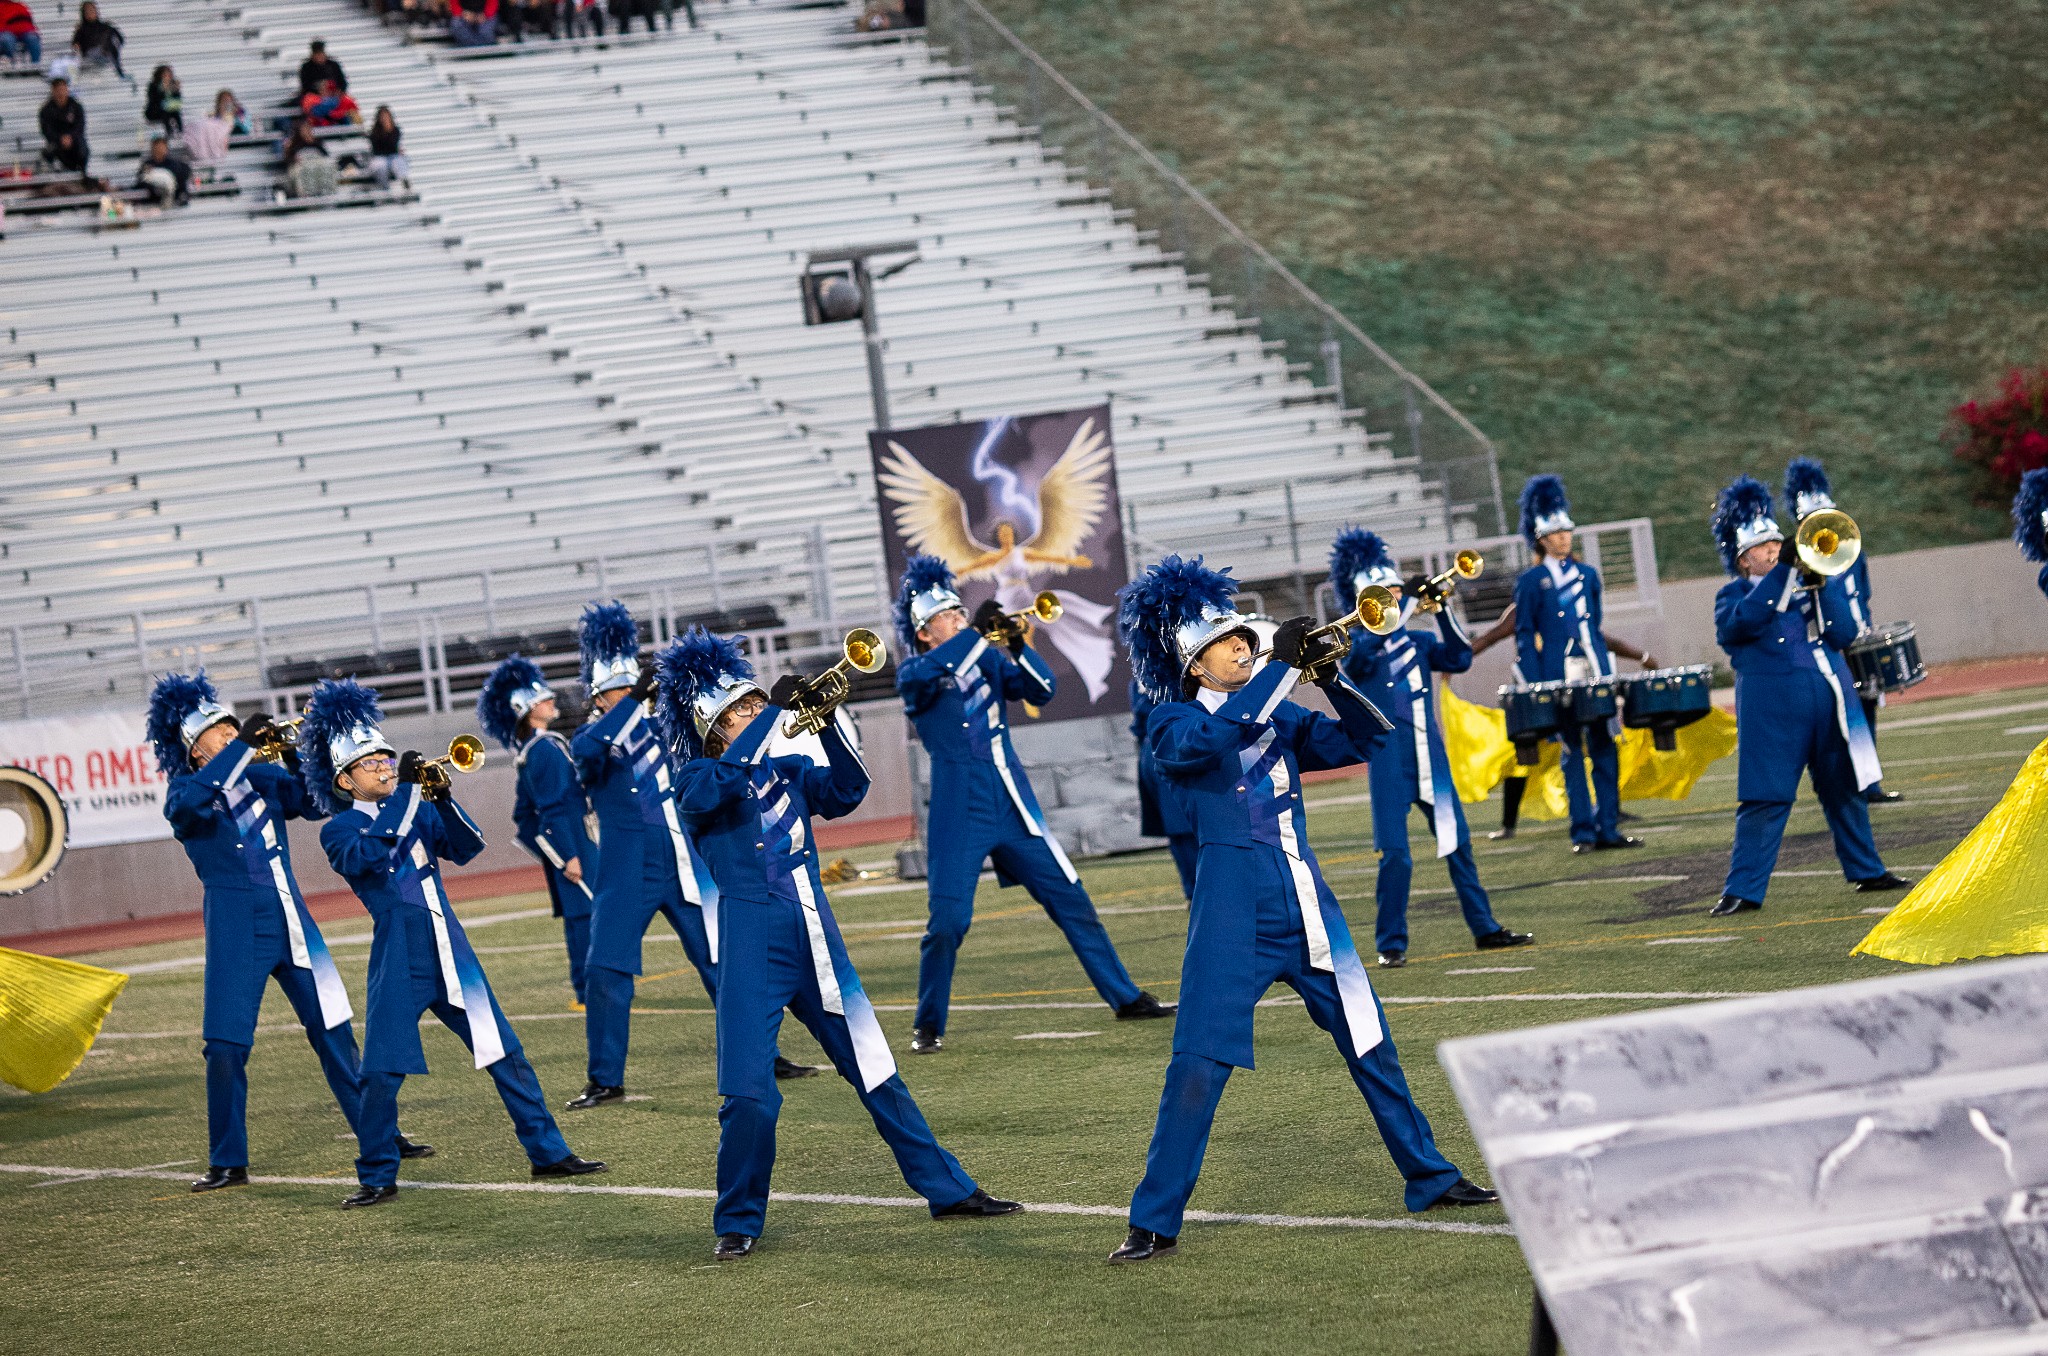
left=4, top=684, right=2041, bottom=1353
left=970, top=0, right=2048, bottom=576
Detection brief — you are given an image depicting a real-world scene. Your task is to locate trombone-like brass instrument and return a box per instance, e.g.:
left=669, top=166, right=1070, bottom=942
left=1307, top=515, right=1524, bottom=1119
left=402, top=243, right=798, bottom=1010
left=418, top=734, right=487, bottom=790
left=984, top=591, right=1063, bottom=636
left=1794, top=508, right=1861, bottom=578
left=782, top=628, right=888, bottom=737
left=247, top=713, right=305, bottom=763
left=1413, top=548, right=1485, bottom=613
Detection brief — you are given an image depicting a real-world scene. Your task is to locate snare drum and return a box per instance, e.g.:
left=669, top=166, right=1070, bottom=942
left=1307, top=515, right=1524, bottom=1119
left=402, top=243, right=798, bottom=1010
left=1620, top=665, right=1714, bottom=750
left=1845, top=622, right=1927, bottom=695
left=1499, top=681, right=1564, bottom=765
left=1562, top=677, right=1620, bottom=724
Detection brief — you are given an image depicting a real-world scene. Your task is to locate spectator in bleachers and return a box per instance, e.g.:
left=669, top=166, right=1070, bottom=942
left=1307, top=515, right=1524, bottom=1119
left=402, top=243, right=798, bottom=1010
left=366, top=106, right=408, bottom=189
left=609, top=0, right=659, bottom=33
left=134, top=134, right=190, bottom=205
left=68, top=1, right=124, bottom=78
left=570, top=0, right=606, bottom=36
left=0, top=1, right=42, bottom=70
left=300, top=78, right=359, bottom=127
left=502, top=0, right=558, bottom=41
left=297, top=40, right=346, bottom=99
left=449, top=0, right=500, bottom=46
left=38, top=77, right=87, bottom=174
left=184, top=89, right=247, bottom=168
left=144, top=64, right=183, bottom=138
left=281, top=117, right=335, bottom=198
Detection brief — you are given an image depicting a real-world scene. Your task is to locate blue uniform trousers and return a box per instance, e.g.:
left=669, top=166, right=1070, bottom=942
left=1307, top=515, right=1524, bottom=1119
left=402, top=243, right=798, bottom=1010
left=1165, top=836, right=1199, bottom=902
left=1368, top=736, right=1502, bottom=955
left=1559, top=717, right=1622, bottom=845
left=583, top=878, right=717, bottom=1086
left=1723, top=677, right=1885, bottom=902
left=203, top=913, right=365, bottom=1168
left=917, top=794, right=1139, bottom=1034
left=715, top=895, right=977, bottom=1237
left=1128, top=888, right=1461, bottom=1235
left=560, top=908, right=592, bottom=1006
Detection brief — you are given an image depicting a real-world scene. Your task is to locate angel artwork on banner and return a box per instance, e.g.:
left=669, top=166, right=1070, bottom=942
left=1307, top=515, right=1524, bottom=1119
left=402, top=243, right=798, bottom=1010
left=878, top=414, right=1120, bottom=704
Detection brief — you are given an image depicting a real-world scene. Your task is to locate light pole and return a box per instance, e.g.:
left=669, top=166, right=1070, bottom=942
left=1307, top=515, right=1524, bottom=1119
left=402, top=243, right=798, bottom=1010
left=798, top=241, right=921, bottom=432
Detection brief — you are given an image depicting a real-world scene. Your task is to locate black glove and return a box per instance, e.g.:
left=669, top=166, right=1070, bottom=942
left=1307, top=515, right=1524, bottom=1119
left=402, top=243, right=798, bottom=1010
left=1405, top=573, right=1441, bottom=609
left=397, top=750, right=425, bottom=785
left=628, top=661, right=659, bottom=704
left=1799, top=568, right=1826, bottom=591
left=769, top=674, right=806, bottom=709
left=1272, top=616, right=1317, bottom=670
left=238, top=713, right=276, bottom=749
left=971, top=598, right=1008, bottom=635
left=422, top=775, right=451, bottom=804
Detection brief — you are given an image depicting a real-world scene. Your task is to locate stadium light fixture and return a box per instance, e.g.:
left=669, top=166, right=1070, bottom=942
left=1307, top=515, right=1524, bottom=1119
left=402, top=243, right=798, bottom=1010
left=799, top=241, right=920, bottom=432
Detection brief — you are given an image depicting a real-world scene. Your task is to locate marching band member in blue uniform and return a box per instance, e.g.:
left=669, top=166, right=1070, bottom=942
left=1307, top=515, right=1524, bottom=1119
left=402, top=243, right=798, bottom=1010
left=1130, top=679, right=1197, bottom=901
left=1709, top=477, right=1909, bottom=918
left=894, top=555, right=1171, bottom=1053
left=302, top=679, right=605, bottom=1208
left=479, top=655, right=597, bottom=1007
left=1510, top=474, right=1642, bottom=854
left=1785, top=458, right=1901, bottom=805
left=2017, top=469, right=2048, bottom=605
left=1329, top=529, right=1531, bottom=968
left=1108, top=556, right=1496, bottom=1263
left=568, top=601, right=787, bottom=1108
left=656, top=629, right=1021, bottom=1259
left=148, top=672, right=416, bottom=1192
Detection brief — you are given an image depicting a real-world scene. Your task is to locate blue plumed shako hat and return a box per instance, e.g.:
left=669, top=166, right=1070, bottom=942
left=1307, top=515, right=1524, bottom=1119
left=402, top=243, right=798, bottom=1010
left=1518, top=475, right=1574, bottom=551
left=1117, top=554, right=1251, bottom=703
left=579, top=600, right=643, bottom=696
left=1712, top=475, right=1783, bottom=576
left=1784, top=457, right=1838, bottom=520
left=893, top=554, right=964, bottom=654
left=2014, top=469, right=2048, bottom=564
left=297, top=677, right=395, bottom=814
left=1328, top=526, right=1401, bottom=602
left=477, top=655, right=553, bottom=751
left=653, top=627, right=763, bottom=762
left=146, top=671, right=236, bottom=778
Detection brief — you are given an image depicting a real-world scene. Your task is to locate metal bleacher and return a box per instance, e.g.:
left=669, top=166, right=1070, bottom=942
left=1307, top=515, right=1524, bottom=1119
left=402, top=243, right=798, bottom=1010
left=1, top=0, right=1477, bottom=719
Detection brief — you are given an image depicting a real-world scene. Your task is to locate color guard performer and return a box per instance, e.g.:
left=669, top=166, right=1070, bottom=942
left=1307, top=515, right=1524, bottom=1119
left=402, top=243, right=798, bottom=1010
left=655, top=628, right=1021, bottom=1259
left=1785, top=458, right=1900, bottom=804
left=1328, top=529, right=1530, bottom=967
left=478, top=656, right=597, bottom=1007
left=148, top=672, right=423, bottom=1191
left=1109, top=556, right=1496, bottom=1263
left=2018, top=469, right=2048, bottom=603
left=301, top=679, right=604, bottom=1207
left=893, top=555, right=1171, bottom=1053
left=1511, top=475, right=1642, bottom=853
left=1709, top=476, right=1908, bottom=917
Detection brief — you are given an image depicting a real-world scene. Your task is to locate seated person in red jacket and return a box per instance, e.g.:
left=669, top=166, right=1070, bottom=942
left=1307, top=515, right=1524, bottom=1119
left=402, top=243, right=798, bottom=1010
left=0, top=1, right=41, bottom=68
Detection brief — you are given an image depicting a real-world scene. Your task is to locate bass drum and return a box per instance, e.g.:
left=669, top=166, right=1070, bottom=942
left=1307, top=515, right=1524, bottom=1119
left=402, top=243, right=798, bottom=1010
left=0, top=767, right=67, bottom=896
left=1846, top=622, right=1927, bottom=696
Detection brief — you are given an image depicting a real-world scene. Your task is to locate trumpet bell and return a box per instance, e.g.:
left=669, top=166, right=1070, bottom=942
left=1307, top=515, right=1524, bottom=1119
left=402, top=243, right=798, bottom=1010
left=843, top=628, right=887, bottom=675
left=1795, top=508, right=1861, bottom=577
left=1452, top=548, right=1485, bottom=580
left=0, top=767, right=67, bottom=897
left=1356, top=584, right=1403, bottom=636
left=446, top=734, right=487, bottom=773
left=1028, top=591, right=1063, bottom=625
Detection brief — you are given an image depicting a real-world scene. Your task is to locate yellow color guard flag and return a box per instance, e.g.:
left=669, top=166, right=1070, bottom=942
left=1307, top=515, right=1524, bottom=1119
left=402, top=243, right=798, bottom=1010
left=1436, top=687, right=1736, bottom=818
left=0, top=946, right=129, bottom=1094
left=1855, top=739, right=2048, bottom=966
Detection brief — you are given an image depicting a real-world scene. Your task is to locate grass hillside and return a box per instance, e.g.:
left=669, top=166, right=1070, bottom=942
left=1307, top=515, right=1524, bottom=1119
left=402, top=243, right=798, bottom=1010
left=974, top=0, right=2048, bottom=577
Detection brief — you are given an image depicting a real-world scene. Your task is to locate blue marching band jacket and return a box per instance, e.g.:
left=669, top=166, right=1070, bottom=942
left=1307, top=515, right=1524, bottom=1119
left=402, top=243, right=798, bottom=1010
left=166, top=737, right=355, bottom=1039
left=320, top=786, right=512, bottom=1075
left=676, top=705, right=898, bottom=1098
left=896, top=626, right=1077, bottom=883
left=1343, top=605, right=1472, bottom=859
left=512, top=728, right=596, bottom=918
left=1715, top=559, right=1884, bottom=796
left=1513, top=556, right=1614, bottom=683
left=1146, top=660, right=1391, bottom=1068
left=571, top=695, right=723, bottom=967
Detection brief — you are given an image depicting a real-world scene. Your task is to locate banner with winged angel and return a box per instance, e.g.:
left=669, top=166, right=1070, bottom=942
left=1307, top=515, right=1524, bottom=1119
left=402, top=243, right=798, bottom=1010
left=870, top=405, right=1131, bottom=721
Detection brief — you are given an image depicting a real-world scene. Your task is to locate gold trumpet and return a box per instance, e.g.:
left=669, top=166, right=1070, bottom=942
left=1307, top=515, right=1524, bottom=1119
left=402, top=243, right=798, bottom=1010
left=248, top=713, right=305, bottom=763
left=418, top=734, right=487, bottom=790
left=783, top=628, right=888, bottom=737
left=1413, top=548, right=1485, bottom=613
left=985, top=591, right=1063, bottom=636
left=1794, top=508, right=1861, bottom=578
left=1274, top=584, right=1404, bottom=683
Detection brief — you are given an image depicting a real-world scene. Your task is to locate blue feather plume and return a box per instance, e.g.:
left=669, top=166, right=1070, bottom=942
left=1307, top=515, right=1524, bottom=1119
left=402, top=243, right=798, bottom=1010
left=1517, top=474, right=1571, bottom=551
left=1783, top=457, right=1834, bottom=515
left=146, top=670, right=224, bottom=778
left=1116, top=554, right=1238, bottom=703
left=653, top=627, right=754, bottom=762
left=1712, top=475, right=1778, bottom=576
left=1328, top=526, right=1394, bottom=602
left=2014, top=469, right=2048, bottom=564
left=893, top=553, right=958, bottom=654
left=297, top=678, right=385, bottom=815
left=578, top=600, right=640, bottom=686
left=477, top=654, right=547, bottom=750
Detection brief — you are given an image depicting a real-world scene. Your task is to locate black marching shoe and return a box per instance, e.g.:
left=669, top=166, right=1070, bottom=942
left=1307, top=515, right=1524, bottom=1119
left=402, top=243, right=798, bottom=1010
left=1431, top=1177, right=1500, bottom=1208
left=1115, top=991, right=1176, bottom=1020
left=773, top=1056, right=822, bottom=1079
left=190, top=1166, right=248, bottom=1193
left=1486, top=826, right=1516, bottom=841
left=564, top=1081, right=624, bottom=1110
left=1108, top=1227, right=1178, bottom=1263
left=396, top=1134, right=435, bottom=1160
left=1710, top=894, right=1762, bottom=917
left=1855, top=872, right=1911, bottom=893
left=932, top=1188, right=1023, bottom=1219
left=1475, top=928, right=1534, bottom=950
left=1867, top=788, right=1904, bottom=804
left=341, top=1184, right=397, bottom=1210
left=1377, top=950, right=1406, bottom=969
left=1594, top=835, right=1644, bottom=850
left=713, top=1233, right=756, bottom=1261
left=532, top=1154, right=608, bottom=1179
left=910, top=1026, right=944, bottom=1054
